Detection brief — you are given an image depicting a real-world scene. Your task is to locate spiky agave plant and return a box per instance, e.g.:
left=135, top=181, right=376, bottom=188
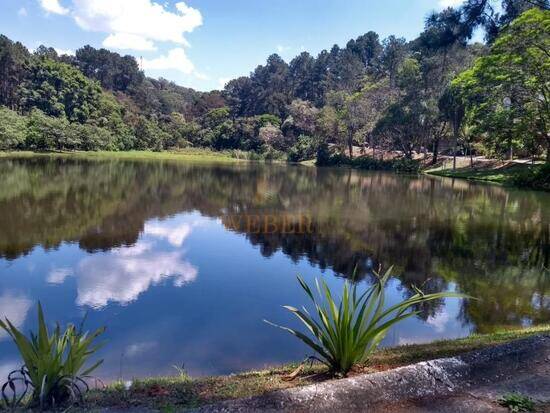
left=265, top=268, right=468, bottom=375
left=0, top=302, right=105, bottom=409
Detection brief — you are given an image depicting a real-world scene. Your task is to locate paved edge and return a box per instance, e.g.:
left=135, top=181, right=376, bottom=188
left=193, top=334, right=550, bottom=412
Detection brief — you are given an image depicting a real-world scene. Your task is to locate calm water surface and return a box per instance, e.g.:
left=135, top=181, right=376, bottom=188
left=0, top=156, right=549, bottom=380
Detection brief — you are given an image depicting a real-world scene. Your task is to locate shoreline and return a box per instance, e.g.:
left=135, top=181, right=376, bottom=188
left=425, top=159, right=548, bottom=191
left=84, top=325, right=550, bottom=411
left=0, top=149, right=244, bottom=163
left=1, top=151, right=548, bottom=192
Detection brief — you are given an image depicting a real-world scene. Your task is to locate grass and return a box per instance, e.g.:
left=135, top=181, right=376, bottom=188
left=82, top=325, right=550, bottom=411
left=425, top=160, right=535, bottom=185
left=0, top=148, right=244, bottom=163
left=498, top=393, right=536, bottom=412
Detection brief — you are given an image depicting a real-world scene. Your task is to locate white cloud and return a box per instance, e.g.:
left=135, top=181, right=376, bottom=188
left=18, top=7, right=28, bottom=17
left=276, top=45, right=291, bottom=53
left=38, top=0, right=69, bottom=15
left=71, top=0, right=202, bottom=47
left=439, top=0, right=464, bottom=8
left=75, top=241, right=198, bottom=308
left=103, top=33, right=156, bottom=51
left=54, top=48, right=75, bottom=56
left=194, top=71, right=209, bottom=81
left=35, top=0, right=206, bottom=83
left=143, top=48, right=205, bottom=79
left=47, top=267, right=72, bottom=284
left=125, top=341, right=157, bottom=358
left=144, top=222, right=193, bottom=246
left=0, top=292, right=32, bottom=341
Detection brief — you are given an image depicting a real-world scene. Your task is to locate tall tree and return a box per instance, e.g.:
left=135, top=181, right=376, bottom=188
left=0, top=35, right=30, bottom=109
left=453, top=8, right=550, bottom=161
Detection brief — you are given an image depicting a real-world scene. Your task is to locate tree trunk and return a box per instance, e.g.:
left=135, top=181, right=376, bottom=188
left=432, top=139, right=439, bottom=165
left=546, top=140, right=550, bottom=164
left=348, top=133, right=353, bottom=159
left=452, top=122, right=458, bottom=171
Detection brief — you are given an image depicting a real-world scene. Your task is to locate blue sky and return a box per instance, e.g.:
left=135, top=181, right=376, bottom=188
left=1, top=0, right=463, bottom=91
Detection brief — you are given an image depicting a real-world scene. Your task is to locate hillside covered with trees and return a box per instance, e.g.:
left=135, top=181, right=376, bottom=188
left=0, top=0, right=548, bottom=167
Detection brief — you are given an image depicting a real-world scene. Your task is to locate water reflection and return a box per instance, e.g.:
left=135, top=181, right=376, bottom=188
left=0, top=292, right=32, bottom=341
left=46, top=218, right=200, bottom=308
left=0, top=156, right=548, bottom=377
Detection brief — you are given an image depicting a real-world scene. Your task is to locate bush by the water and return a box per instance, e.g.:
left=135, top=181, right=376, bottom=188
left=287, top=135, right=318, bottom=162
left=511, top=164, right=550, bottom=191
left=316, top=146, right=420, bottom=174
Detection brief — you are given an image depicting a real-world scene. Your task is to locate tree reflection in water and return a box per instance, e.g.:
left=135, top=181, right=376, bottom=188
left=0, top=156, right=549, bottom=333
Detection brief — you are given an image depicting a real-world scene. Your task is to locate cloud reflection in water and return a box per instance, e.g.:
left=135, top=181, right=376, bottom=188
left=47, top=219, right=200, bottom=308
left=0, top=291, right=32, bottom=341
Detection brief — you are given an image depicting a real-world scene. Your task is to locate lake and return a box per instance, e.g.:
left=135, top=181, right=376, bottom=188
left=0, top=156, right=549, bottom=381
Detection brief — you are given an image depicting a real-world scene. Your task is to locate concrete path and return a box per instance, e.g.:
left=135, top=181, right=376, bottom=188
left=193, top=335, right=550, bottom=413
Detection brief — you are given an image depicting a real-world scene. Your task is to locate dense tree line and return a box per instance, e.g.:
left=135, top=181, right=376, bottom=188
left=0, top=0, right=548, bottom=164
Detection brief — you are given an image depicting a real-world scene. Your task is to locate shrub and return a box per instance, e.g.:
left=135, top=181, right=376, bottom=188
left=511, top=164, right=550, bottom=191
left=315, top=148, right=420, bottom=173
left=25, top=110, right=70, bottom=151
left=134, top=116, right=170, bottom=150
left=262, top=145, right=286, bottom=161
left=0, top=107, right=27, bottom=150
left=287, top=135, right=318, bottom=162
left=315, top=142, right=332, bottom=166
left=391, top=158, right=421, bottom=174
left=498, top=393, right=535, bottom=412
left=0, top=303, right=105, bottom=409
left=266, top=269, right=466, bottom=375
left=71, top=123, right=118, bottom=151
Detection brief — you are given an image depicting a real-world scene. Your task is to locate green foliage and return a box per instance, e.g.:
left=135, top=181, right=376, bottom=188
left=71, top=123, right=118, bottom=151
left=510, top=163, right=550, bottom=191
left=258, top=114, right=282, bottom=128
left=266, top=269, right=466, bottom=374
left=0, top=107, right=27, bottom=150
left=0, top=35, right=30, bottom=108
left=452, top=8, right=550, bottom=161
left=25, top=109, right=70, bottom=151
left=0, top=6, right=546, bottom=163
left=391, top=158, right=421, bottom=174
left=315, top=150, right=420, bottom=173
left=24, top=109, right=121, bottom=151
left=134, top=116, right=171, bottom=151
left=498, top=393, right=535, bottom=412
left=287, top=135, right=318, bottom=162
left=315, top=142, right=332, bottom=166
left=202, top=107, right=231, bottom=129
left=75, top=45, right=143, bottom=92
left=92, top=93, right=135, bottom=150
left=261, top=145, right=287, bottom=161
left=19, top=58, right=103, bottom=123
left=0, top=303, right=105, bottom=408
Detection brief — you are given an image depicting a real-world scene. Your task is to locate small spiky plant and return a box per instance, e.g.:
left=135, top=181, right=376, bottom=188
left=266, top=268, right=467, bottom=375
left=0, top=303, right=105, bottom=408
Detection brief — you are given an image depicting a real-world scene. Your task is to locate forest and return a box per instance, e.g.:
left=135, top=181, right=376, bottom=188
left=0, top=0, right=548, bottom=167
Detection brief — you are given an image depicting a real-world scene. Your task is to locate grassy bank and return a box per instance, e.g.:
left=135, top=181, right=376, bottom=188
left=0, top=148, right=246, bottom=164
left=426, top=160, right=549, bottom=191
left=85, top=325, right=550, bottom=411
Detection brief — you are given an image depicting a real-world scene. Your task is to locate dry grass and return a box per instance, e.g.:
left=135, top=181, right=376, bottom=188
left=82, top=325, right=550, bottom=411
